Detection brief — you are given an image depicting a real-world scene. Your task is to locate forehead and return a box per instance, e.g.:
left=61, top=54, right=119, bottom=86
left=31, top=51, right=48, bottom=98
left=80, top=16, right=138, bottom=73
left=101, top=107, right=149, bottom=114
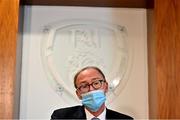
left=76, top=68, right=103, bottom=83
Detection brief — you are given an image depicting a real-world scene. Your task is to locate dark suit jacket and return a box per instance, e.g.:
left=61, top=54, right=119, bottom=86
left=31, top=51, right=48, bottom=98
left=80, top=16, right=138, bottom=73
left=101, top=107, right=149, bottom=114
left=51, top=105, right=133, bottom=119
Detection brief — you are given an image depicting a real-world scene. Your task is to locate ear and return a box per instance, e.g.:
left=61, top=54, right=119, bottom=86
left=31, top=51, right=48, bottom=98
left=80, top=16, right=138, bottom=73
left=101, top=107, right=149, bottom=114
left=76, top=90, right=82, bottom=99
left=104, top=81, right=108, bottom=93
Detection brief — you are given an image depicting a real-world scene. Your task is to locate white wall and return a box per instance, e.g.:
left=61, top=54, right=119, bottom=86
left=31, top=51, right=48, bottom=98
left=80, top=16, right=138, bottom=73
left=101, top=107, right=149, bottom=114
left=20, top=6, right=148, bottom=119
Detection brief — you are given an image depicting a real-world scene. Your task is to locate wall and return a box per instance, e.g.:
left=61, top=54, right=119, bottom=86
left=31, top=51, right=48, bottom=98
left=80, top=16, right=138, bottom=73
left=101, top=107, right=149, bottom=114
left=0, top=0, right=179, bottom=119
left=0, top=0, right=20, bottom=119
left=155, top=0, right=180, bottom=118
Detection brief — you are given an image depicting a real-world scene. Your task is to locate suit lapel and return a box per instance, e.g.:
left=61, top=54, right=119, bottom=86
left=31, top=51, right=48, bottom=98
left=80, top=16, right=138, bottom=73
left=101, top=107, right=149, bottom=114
left=72, top=106, right=86, bottom=119
left=106, top=108, right=114, bottom=119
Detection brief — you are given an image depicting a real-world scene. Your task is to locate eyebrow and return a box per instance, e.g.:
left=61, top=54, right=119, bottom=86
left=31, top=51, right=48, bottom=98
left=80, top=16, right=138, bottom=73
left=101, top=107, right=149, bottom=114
left=79, top=81, right=88, bottom=85
left=91, top=77, right=104, bottom=81
left=79, top=78, right=103, bottom=84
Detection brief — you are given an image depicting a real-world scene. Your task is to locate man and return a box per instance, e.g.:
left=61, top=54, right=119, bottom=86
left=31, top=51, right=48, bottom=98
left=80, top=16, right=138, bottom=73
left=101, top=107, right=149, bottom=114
left=51, top=66, right=133, bottom=119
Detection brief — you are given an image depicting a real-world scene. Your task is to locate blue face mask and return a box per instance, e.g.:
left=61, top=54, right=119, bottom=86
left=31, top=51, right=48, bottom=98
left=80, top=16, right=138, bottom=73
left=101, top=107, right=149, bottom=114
left=81, top=90, right=106, bottom=112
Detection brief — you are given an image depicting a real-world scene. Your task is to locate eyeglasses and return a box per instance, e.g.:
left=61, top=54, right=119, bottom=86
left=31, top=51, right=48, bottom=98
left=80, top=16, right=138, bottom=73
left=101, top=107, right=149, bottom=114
left=77, top=80, right=105, bottom=93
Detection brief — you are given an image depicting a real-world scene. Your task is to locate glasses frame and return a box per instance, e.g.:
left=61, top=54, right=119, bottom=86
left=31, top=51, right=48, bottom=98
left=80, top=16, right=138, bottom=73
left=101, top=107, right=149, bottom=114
left=77, top=79, right=106, bottom=93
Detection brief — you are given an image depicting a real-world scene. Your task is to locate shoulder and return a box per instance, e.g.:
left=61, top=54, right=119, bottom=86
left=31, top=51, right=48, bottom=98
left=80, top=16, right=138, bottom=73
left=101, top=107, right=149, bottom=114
left=51, top=105, right=85, bottom=119
left=106, top=108, right=133, bottom=119
left=53, top=105, right=82, bottom=113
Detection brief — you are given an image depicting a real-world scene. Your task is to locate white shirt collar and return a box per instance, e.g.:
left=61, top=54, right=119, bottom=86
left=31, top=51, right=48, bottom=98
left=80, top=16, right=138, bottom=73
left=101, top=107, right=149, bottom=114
left=85, top=108, right=106, bottom=120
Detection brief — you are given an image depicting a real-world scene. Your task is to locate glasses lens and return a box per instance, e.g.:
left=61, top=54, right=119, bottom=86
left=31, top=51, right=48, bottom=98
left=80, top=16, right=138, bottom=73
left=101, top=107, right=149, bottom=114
left=79, top=83, right=89, bottom=92
left=92, top=80, right=103, bottom=89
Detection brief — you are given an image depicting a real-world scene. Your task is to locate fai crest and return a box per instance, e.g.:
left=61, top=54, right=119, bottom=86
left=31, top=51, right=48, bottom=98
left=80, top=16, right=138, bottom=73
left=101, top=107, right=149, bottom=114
left=41, top=19, right=132, bottom=104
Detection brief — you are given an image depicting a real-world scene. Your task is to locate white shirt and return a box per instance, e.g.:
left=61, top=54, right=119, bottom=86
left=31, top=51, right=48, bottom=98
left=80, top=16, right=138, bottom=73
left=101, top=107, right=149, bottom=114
left=85, top=108, right=106, bottom=120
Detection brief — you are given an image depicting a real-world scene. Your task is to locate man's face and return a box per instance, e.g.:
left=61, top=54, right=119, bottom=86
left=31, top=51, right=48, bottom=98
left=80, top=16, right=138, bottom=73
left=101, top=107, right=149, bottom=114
left=75, top=68, right=108, bottom=99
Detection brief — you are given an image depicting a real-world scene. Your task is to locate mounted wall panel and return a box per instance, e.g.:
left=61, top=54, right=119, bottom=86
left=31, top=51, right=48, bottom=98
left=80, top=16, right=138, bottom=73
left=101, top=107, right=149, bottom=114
left=20, top=6, right=148, bottom=119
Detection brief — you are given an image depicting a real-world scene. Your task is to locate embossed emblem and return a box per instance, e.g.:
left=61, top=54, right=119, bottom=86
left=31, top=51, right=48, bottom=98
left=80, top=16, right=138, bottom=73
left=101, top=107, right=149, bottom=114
left=41, top=20, right=132, bottom=104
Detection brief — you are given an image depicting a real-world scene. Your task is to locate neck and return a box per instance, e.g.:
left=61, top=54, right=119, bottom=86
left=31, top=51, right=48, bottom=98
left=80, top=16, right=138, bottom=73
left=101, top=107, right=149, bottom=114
left=87, top=103, right=106, bottom=117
